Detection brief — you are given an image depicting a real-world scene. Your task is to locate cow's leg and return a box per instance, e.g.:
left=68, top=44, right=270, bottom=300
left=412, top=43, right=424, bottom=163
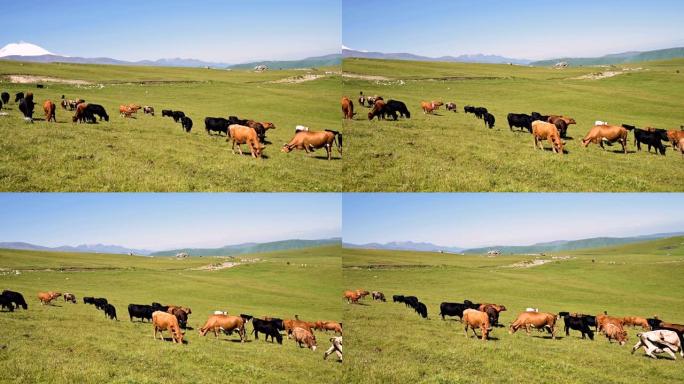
left=664, top=347, right=676, bottom=360
left=326, top=144, right=332, bottom=160
left=463, top=325, right=469, bottom=338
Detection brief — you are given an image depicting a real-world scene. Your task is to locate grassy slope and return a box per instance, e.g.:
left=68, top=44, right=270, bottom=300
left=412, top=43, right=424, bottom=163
left=342, top=58, right=684, bottom=191
left=341, top=237, right=684, bottom=383
left=0, top=245, right=342, bottom=384
left=0, top=61, right=341, bottom=191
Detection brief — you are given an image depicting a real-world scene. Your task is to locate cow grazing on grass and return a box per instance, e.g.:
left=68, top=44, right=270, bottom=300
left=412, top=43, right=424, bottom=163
left=204, top=117, right=230, bottom=136
left=103, top=304, right=117, bottom=320
left=284, top=318, right=315, bottom=338
left=19, top=93, right=35, bottom=120
left=314, top=321, right=342, bottom=335
left=530, top=112, right=549, bottom=122
left=439, top=302, right=469, bottom=321
left=561, top=313, right=595, bottom=340
left=252, top=318, right=284, bottom=343
left=128, top=304, right=155, bottom=322
left=483, top=112, right=495, bottom=129
left=383, top=99, right=411, bottom=120
left=73, top=103, right=90, bottom=123
left=15, top=92, right=24, bottom=103
left=282, top=130, right=342, bottom=160
left=63, top=293, right=76, bottom=303
left=508, top=113, right=532, bottom=132
left=43, top=100, right=56, bottom=122
left=0, top=295, right=13, bottom=312
left=161, top=109, right=173, bottom=118
left=463, top=309, right=491, bottom=340
left=228, top=124, right=264, bottom=158
left=180, top=116, right=193, bottom=132
left=93, top=298, right=108, bottom=310
left=143, top=106, right=154, bottom=116
left=83, top=297, right=95, bottom=305
left=368, top=99, right=387, bottom=120
left=666, top=130, right=684, bottom=148
left=630, top=127, right=666, bottom=155
left=623, top=316, right=651, bottom=330
left=464, top=105, right=475, bottom=115
left=324, top=336, right=342, bottom=362
left=393, top=295, right=405, bottom=303
left=292, top=327, right=317, bottom=351
left=596, top=314, right=625, bottom=333
left=603, top=322, right=628, bottom=345
left=85, top=104, right=109, bottom=122
left=632, top=330, right=683, bottom=359
left=532, top=121, right=564, bottom=154
left=480, top=304, right=506, bottom=326
left=509, top=312, right=558, bottom=339
left=341, top=97, right=355, bottom=119
left=421, top=101, right=443, bottom=114
left=245, top=120, right=268, bottom=143
left=152, top=311, right=184, bottom=343
left=171, top=111, right=185, bottom=123
left=1, top=290, right=27, bottom=310
left=168, top=307, right=189, bottom=329
left=446, top=102, right=457, bottom=112
left=582, top=124, right=628, bottom=153
left=38, top=291, right=61, bottom=305
left=415, top=302, right=428, bottom=319
left=1, top=92, right=9, bottom=105
left=371, top=291, right=386, bottom=302
left=548, top=116, right=576, bottom=138
left=198, top=314, right=249, bottom=341
left=473, top=107, right=488, bottom=119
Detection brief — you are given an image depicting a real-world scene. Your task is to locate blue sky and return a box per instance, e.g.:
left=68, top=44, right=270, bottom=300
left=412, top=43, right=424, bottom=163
left=0, top=0, right=340, bottom=63
left=343, top=194, right=684, bottom=247
left=343, top=0, right=684, bottom=60
left=0, top=194, right=341, bottom=250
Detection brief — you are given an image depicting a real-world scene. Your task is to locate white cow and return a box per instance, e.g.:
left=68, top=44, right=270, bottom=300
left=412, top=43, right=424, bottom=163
left=295, top=125, right=309, bottom=133
left=213, top=311, right=227, bottom=315
left=526, top=308, right=539, bottom=312
left=595, top=120, right=608, bottom=126
left=631, top=330, right=683, bottom=359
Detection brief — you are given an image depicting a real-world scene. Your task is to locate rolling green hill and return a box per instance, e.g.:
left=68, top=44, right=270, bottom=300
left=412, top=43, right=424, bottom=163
left=228, top=54, right=342, bottom=70
left=531, top=47, right=684, bottom=67
left=150, top=238, right=341, bottom=256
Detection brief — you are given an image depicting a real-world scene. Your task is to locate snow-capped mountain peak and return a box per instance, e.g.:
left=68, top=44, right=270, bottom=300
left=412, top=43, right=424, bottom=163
left=0, top=42, right=54, bottom=58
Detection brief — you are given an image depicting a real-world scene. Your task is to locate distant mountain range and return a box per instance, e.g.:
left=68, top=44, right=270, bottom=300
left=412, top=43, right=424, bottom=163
left=530, top=47, right=684, bottom=67
left=0, top=42, right=340, bottom=69
left=344, top=232, right=684, bottom=254
left=150, top=238, right=341, bottom=256
left=0, top=238, right=341, bottom=257
left=342, top=48, right=531, bottom=65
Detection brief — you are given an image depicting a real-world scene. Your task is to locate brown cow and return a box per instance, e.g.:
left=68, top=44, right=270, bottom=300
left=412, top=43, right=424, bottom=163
left=198, top=314, right=247, bottom=341
left=368, top=99, right=386, bottom=120
left=43, top=100, right=56, bottom=122
left=420, top=101, right=443, bottom=114
left=597, top=314, right=625, bottom=333
left=72, top=103, right=88, bottom=123
left=292, top=327, right=317, bottom=351
left=314, top=321, right=342, bottom=335
left=677, top=137, right=684, bottom=157
left=463, top=309, right=491, bottom=340
left=509, top=312, right=558, bottom=339
left=152, top=311, right=184, bottom=343
left=284, top=318, right=315, bottom=338
left=37, top=291, right=61, bottom=305
left=341, top=97, right=355, bottom=120
left=227, top=124, right=263, bottom=158
left=603, top=322, right=628, bottom=345
left=548, top=115, right=576, bottom=126
left=532, top=120, right=564, bottom=154
left=261, top=122, right=276, bottom=131
left=622, top=316, right=650, bottom=330
left=281, top=130, right=342, bottom=160
left=478, top=303, right=507, bottom=313
left=343, top=290, right=362, bottom=304
left=166, top=305, right=192, bottom=315
left=581, top=124, right=628, bottom=153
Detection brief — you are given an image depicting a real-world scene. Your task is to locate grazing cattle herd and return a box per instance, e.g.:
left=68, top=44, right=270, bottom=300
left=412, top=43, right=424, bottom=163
left=1, top=89, right=343, bottom=161
left=0, top=289, right=342, bottom=362
left=348, top=289, right=684, bottom=360
left=344, top=91, right=684, bottom=157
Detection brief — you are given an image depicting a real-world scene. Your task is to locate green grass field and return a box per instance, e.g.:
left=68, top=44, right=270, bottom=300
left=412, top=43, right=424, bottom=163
left=341, top=237, right=684, bottom=383
left=0, top=245, right=342, bottom=383
left=0, top=61, right=341, bottom=191
left=342, top=58, right=684, bottom=191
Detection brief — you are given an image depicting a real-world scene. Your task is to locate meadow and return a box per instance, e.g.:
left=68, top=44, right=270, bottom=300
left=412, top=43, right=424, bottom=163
left=341, top=237, right=684, bottom=383
left=0, top=61, right=341, bottom=191
left=342, top=58, right=684, bottom=191
left=0, top=245, right=342, bottom=384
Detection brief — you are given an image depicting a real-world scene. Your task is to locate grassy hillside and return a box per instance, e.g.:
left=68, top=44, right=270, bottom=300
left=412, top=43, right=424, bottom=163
left=151, top=238, right=341, bottom=257
left=341, top=237, right=684, bottom=383
left=531, top=47, right=684, bottom=67
left=0, top=60, right=341, bottom=191
left=342, top=58, right=684, bottom=191
left=0, top=245, right=342, bottom=383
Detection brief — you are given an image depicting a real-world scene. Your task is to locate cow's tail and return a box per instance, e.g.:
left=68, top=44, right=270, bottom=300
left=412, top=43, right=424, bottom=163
left=326, top=129, right=343, bottom=155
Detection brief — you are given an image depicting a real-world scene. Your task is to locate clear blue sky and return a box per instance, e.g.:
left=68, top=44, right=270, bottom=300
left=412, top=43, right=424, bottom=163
left=0, top=194, right=341, bottom=250
left=343, top=0, right=684, bottom=60
left=343, top=194, right=684, bottom=247
left=0, top=0, right=340, bottom=63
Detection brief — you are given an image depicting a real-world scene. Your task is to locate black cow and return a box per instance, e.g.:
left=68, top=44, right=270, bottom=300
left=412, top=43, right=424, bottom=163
left=531, top=112, right=550, bottom=122
left=240, top=313, right=254, bottom=322
left=464, top=105, right=475, bottom=114
left=393, top=295, right=405, bottom=303
left=1, top=92, right=9, bottom=104
left=93, top=298, right=108, bottom=310
left=484, top=112, right=495, bottom=129
left=171, top=308, right=188, bottom=329
left=15, top=92, right=24, bottom=103
left=19, top=93, right=35, bottom=119
left=85, top=104, right=109, bottom=122
left=507, top=113, right=533, bottom=132
left=0, top=295, right=14, bottom=312
left=180, top=116, right=193, bottom=132
left=83, top=296, right=96, bottom=305
left=228, top=116, right=249, bottom=125
left=561, top=313, right=594, bottom=340
left=162, top=109, right=173, bottom=118
left=384, top=100, right=411, bottom=120
left=103, top=304, right=117, bottom=320
left=205, top=117, right=231, bottom=136
left=403, top=296, right=418, bottom=309
left=252, top=318, right=284, bottom=343
left=151, top=302, right=169, bottom=312
left=463, top=300, right=480, bottom=310
left=553, top=119, right=568, bottom=138
left=474, top=107, right=488, bottom=119
left=128, top=304, right=154, bottom=322
left=415, top=302, right=428, bottom=319
left=439, top=302, right=468, bottom=321
left=1, top=290, right=27, bottom=310
left=632, top=127, right=666, bottom=155
left=171, top=111, right=185, bottom=123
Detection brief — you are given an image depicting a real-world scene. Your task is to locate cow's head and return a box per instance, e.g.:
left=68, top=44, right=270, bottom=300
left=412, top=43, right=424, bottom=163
left=281, top=144, right=292, bottom=153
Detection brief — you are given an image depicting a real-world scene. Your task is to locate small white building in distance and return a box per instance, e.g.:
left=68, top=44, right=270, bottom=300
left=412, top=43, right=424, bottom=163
left=254, top=64, right=268, bottom=72
left=176, top=252, right=189, bottom=259
left=487, top=250, right=501, bottom=256
left=554, top=61, right=568, bottom=69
